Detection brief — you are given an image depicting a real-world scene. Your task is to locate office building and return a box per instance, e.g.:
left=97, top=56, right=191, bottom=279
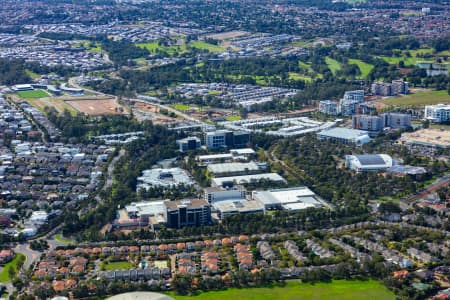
left=424, top=104, right=450, bottom=123
left=381, top=113, right=411, bottom=128
left=253, top=187, right=324, bottom=211
left=176, top=136, right=201, bottom=152
left=345, top=154, right=393, bottom=172
left=204, top=130, right=250, bottom=149
left=317, top=127, right=371, bottom=145
left=319, top=100, right=340, bottom=115
left=352, top=115, right=383, bottom=132
left=164, top=199, right=211, bottom=229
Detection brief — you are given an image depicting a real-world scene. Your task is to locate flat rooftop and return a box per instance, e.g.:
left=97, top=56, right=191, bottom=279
left=213, top=200, right=264, bottom=213
left=137, top=167, right=194, bottom=189
left=318, top=127, right=369, bottom=139
left=207, top=162, right=260, bottom=175
left=211, top=173, right=285, bottom=187
left=125, top=201, right=165, bottom=216
left=164, top=198, right=209, bottom=210
left=398, top=129, right=450, bottom=148
left=253, top=187, right=324, bottom=210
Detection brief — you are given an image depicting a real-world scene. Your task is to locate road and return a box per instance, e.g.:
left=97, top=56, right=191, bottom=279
left=399, top=174, right=450, bottom=210
left=95, top=148, right=126, bottom=202
left=131, top=98, right=206, bottom=124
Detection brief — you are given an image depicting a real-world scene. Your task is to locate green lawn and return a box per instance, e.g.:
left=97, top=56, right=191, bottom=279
left=0, top=253, right=25, bottom=283
left=137, top=42, right=187, bottom=56
left=189, top=41, right=225, bottom=53
left=154, top=260, right=168, bottom=268
left=382, top=90, right=450, bottom=106
left=54, top=233, right=74, bottom=244
left=226, top=115, right=242, bottom=121
left=172, top=104, right=191, bottom=111
left=326, top=57, right=342, bottom=75
left=17, top=90, right=49, bottom=99
left=348, top=59, right=374, bottom=78
left=25, top=69, right=40, bottom=79
left=288, top=72, right=313, bottom=82
left=101, top=261, right=132, bottom=271
left=169, top=280, right=395, bottom=300
left=379, top=56, right=420, bottom=67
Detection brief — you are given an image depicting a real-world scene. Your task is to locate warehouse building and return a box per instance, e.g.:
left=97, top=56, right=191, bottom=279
left=253, top=187, right=324, bottom=211
left=211, top=173, right=286, bottom=188
left=207, top=161, right=264, bottom=177
left=317, top=127, right=371, bottom=145
left=136, top=168, right=194, bottom=190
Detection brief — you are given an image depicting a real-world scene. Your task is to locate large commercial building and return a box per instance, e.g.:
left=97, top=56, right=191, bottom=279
left=213, top=200, right=264, bottom=220
left=207, top=161, right=264, bottom=177
left=211, top=173, right=286, bottom=188
left=319, top=100, right=340, bottom=115
left=196, top=148, right=256, bottom=165
left=176, top=136, right=201, bottom=152
left=398, top=129, right=450, bottom=154
left=204, top=130, right=250, bottom=149
left=136, top=168, right=194, bottom=190
left=345, top=154, right=393, bottom=172
left=253, top=187, right=324, bottom=211
left=424, top=104, right=450, bottom=123
left=317, top=127, right=371, bottom=145
left=164, top=199, right=211, bottom=229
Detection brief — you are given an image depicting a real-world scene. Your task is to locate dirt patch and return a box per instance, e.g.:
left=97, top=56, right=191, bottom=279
left=205, top=31, right=249, bottom=40
left=66, top=99, right=126, bottom=115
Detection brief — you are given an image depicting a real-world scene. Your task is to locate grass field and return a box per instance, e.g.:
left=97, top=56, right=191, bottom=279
left=54, top=233, right=74, bottom=244
left=26, top=97, right=78, bottom=115
left=226, top=115, right=242, bottom=121
left=0, top=253, right=25, bottom=283
left=173, top=104, right=191, bottom=111
left=348, top=59, right=374, bottom=78
left=169, top=280, right=395, bottom=300
left=382, top=90, right=450, bottom=106
left=137, top=42, right=187, bottom=56
left=154, top=260, right=168, bottom=268
left=101, top=261, right=132, bottom=271
left=25, top=69, right=40, bottom=79
left=17, top=90, right=49, bottom=99
left=288, top=72, right=313, bottom=82
left=325, top=57, right=342, bottom=75
left=189, top=41, right=225, bottom=53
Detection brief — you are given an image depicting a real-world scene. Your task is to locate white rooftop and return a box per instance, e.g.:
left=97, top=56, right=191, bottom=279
left=211, top=173, right=285, bottom=187
left=137, top=168, right=194, bottom=190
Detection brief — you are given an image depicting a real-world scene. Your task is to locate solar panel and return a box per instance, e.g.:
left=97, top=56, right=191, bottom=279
left=355, top=155, right=385, bottom=166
